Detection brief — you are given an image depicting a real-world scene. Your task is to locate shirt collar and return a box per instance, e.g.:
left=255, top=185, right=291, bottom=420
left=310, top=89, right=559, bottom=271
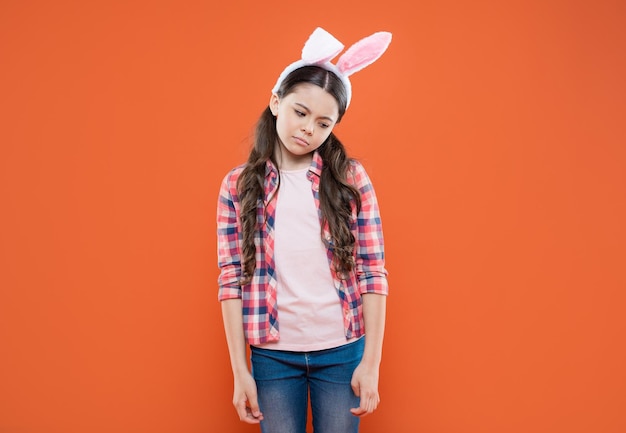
left=309, top=151, right=323, bottom=177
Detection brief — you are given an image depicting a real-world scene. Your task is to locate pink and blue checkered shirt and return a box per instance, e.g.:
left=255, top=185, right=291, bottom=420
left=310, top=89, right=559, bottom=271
left=217, top=151, right=388, bottom=345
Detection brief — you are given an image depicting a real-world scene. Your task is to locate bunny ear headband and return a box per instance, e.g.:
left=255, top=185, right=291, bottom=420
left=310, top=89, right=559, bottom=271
left=271, top=27, right=392, bottom=108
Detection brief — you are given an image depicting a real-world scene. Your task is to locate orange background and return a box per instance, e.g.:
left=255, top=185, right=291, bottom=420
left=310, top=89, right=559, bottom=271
left=1, top=0, right=625, bottom=432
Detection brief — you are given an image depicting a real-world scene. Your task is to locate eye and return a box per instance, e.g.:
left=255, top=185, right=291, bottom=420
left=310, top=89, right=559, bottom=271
left=319, top=123, right=330, bottom=129
left=295, top=110, right=305, bottom=117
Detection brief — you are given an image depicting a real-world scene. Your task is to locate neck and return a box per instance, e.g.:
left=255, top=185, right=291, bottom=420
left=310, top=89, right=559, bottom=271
left=274, top=148, right=313, bottom=171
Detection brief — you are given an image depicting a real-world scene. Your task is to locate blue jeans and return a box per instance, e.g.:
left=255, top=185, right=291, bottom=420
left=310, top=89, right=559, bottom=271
left=250, top=337, right=364, bottom=433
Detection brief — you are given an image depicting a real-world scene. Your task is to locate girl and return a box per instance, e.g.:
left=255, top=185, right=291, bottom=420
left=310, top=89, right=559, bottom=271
left=217, top=27, right=391, bottom=433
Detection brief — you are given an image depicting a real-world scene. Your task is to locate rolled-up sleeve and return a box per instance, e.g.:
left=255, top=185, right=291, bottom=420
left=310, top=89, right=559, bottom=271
left=217, top=170, right=243, bottom=300
left=350, top=161, right=389, bottom=296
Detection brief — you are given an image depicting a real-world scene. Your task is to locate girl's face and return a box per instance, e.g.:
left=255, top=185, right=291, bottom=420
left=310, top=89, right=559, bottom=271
left=270, top=83, right=339, bottom=170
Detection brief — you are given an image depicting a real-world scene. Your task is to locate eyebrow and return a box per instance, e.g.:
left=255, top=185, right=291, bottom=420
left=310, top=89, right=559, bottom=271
left=294, top=102, right=336, bottom=123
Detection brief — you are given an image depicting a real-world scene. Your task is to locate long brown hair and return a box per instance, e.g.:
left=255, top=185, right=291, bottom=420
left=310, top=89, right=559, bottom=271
left=237, top=66, right=361, bottom=284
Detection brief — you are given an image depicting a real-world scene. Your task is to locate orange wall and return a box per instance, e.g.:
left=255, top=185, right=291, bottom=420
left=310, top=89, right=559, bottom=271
left=1, top=1, right=625, bottom=432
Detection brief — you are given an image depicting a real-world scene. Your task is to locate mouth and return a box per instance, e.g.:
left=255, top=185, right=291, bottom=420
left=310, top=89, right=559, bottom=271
left=293, top=136, right=309, bottom=147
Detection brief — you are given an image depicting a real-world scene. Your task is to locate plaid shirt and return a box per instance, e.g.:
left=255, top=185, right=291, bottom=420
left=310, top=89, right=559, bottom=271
left=217, top=151, right=388, bottom=345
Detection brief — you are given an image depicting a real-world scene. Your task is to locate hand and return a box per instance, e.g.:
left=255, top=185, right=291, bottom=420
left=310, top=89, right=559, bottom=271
left=349, top=362, right=381, bottom=417
left=232, top=371, right=264, bottom=424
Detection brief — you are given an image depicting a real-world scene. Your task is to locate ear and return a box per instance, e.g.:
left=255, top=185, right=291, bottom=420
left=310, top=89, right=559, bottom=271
left=269, top=93, right=280, bottom=116
left=336, top=31, right=392, bottom=77
left=301, top=27, right=344, bottom=64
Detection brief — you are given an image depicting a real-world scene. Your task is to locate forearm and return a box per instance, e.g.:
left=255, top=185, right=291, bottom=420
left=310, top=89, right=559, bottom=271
left=221, top=298, right=250, bottom=376
left=220, top=298, right=264, bottom=423
left=360, top=293, right=386, bottom=368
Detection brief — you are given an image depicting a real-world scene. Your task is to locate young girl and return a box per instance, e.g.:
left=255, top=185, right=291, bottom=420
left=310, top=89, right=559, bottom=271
left=217, top=27, right=391, bottom=433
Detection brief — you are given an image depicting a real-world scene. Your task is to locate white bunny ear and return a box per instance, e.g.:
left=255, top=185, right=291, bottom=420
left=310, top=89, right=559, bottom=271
left=301, top=27, right=345, bottom=64
left=336, top=31, right=392, bottom=77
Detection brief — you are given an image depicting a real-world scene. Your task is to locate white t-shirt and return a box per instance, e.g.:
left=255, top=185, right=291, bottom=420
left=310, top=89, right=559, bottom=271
left=255, top=168, right=352, bottom=352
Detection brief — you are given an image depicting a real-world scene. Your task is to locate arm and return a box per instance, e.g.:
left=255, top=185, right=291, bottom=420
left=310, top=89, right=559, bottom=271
left=217, top=170, right=263, bottom=423
left=348, top=161, right=389, bottom=416
left=221, top=299, right=263, bottom=423
left=350, top=293, right=386, bottom=416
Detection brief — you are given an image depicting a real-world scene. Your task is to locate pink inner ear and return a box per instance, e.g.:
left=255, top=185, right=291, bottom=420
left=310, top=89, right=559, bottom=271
left=301, top=27, right=345, bottom=64
left=337, top=32, right=392, bottom=77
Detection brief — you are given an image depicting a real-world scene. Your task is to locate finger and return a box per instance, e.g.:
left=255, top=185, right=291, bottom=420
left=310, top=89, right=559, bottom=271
left=248, top=395, right=263, bottom=419
left=350, top=395, right=379, bottom=417
left=233, top=398, right=262, bottom=424
left=351, top=381, right=360, bottom=397
left=237, top=406, right=263, bottom=424
left=350, top=406, right=369, bottom=417
left=234, top=399, right=250, bottom=421
left=246, top=391, right=259, bottom=412
left=244, top=406, right=264, bottom=423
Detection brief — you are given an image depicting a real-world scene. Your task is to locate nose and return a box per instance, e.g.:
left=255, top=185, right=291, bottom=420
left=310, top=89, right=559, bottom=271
left=301, top=121, right=314, bottom=135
